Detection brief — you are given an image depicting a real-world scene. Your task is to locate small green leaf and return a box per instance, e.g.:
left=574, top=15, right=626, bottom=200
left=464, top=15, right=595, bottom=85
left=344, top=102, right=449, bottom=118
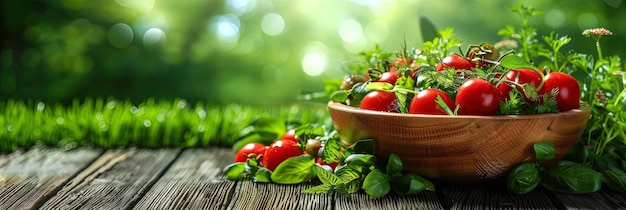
left=315, top=165, right=343, bottom=186
left=343, top=154, right=377, bottom=167
left=349, top=82, right=370, bottom=104
left=347, top=139, right=376, bottom=155
left=386, top=153, right=403, bottom=175
left=335, top=164, right=365, bottom=183
left=271, top=155, right=316, bottom=184
left=419, top=15, right=439, bottom=43
left=336, top=180, right=362, bottom=195
left=330, top=90, right=350, bottom=102
left=303, top=184, right=334, bottom=195
left=507, top=162, right=540, bottom=194
left=408, top=174, right=435, bottom=191
left=254, top=168, right=272, bottom=183
left=223, top=163, right=246, bottom=180
left=392, top=174, right=426, bottom=195
left=534, top=141, right=556, bottom=161
left=362, top=169, right=391, bottom=198
left=500, top=55, right=537, bottom=70
left=365, top=82, right=394, bottom=91
left=540, top=160, right=602, bottom=194
left=322, top=138, right=342, bottom=163
left=602, top=168, right=626, bottom=193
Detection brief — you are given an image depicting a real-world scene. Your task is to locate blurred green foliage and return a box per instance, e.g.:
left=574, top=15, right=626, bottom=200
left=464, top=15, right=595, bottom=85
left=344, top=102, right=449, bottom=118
left=1, top=0, right=624, bottom=104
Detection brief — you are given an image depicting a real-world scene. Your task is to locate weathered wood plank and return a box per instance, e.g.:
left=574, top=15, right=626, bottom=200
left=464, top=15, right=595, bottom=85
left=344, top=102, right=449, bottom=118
left=438, top=184, right=557, bottom=209
left=228, top=180, right=332, bottom=210
left=335, top=191, right=444, bottom=210
left=132, top=147, right=237, bottom=210
left=0, top=147, right=102, bottom=210
left=550, top=190, right=626, bottom=210
left=39, top=148, right=181, bottom=210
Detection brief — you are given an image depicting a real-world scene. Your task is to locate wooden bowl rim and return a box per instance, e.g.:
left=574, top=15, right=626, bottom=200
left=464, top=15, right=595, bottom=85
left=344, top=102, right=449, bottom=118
left=328, top=101, right=591, bottom=120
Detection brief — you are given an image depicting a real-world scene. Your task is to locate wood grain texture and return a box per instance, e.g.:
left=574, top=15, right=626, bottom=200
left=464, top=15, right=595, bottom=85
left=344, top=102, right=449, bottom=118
left=228, top=180, right=332, bottom=210
left=328, top=102, right=592, bottom=181
left=335, top=191, right=444, bottom=210
left=132, top=148, right=236, bottom=210
left=550, top=190, right=626, bottom=210
left=39, top=148, right=180, bottom=210
left=438, top=184, right=557, bottom=210
left=0, top=147, right=102, bottom=210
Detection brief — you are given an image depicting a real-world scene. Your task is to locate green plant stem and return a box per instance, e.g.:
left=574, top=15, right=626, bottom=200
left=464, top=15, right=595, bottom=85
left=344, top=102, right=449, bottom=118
left=596, top=40, right=604, bottom=61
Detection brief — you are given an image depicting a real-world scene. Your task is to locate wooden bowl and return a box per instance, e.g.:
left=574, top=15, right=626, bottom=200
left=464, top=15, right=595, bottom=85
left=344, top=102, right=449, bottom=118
left=327, top=102, right=592, bottom=181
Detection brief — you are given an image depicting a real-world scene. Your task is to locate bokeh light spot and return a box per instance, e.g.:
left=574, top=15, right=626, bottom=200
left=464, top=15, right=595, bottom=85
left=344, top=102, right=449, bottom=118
left=604, top=0, right=623, bottom=8
left=365, top=20, right=389, bottom=43
left=143, top=28, right=167, bottom=49
left=338, top=19, right=363, bottom=43
left=301, top=43, right=327, bottom=77
left=577, top=13, right=598, bottom=30
left=115, top=0, right=155, bottom=13
left=108, top=23, right=134, bottom=48
left=545, top=9, right=566, bottom=29
left=261, top=13, right=285, bottom=36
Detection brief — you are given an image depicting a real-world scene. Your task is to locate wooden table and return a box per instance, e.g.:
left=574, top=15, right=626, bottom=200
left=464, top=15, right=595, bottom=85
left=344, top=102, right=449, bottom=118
left=1, top=147, right=625, bottom=210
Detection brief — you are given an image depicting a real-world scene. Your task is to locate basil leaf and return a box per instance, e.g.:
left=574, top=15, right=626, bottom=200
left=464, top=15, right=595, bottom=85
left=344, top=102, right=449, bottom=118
left=386, top=153, right=403, bottom=175
left=336, top=180, right=362, bottom=195
left=392, top=174, right=426, bottom=195
left=540, top=160, right=602, bottom=194
left=347, top=138, right=376, bottom=155
left=343, top=154, right=377, bottom=167
left=322, top=138, right=342, bottom=163
left=408, top=174, right=435, bottom=191
left=362, top=169, right=391, bottom=198
left=534, top=141, right=556, bottom=161
left=330, top=90, right=349, bottom=103
left=254, top=168, right=272, bottom=183
left=507, top=162, right=540, bottom=194
left=303, top=184, right=333, bottom=195
left=500, top=55, right=538, bottom=70
left=349, top=82, right=370, bottom=105
left=315, top=165, right=342, bottom=186
left=271, top=155, right=316, bottom=184
left=419, top=15, right=439, bottom=43
left=602, top=168, right=626, bottom=193
left=335, top=164, right=365, bottom=183
left=223, top=163, right=246, bottom=180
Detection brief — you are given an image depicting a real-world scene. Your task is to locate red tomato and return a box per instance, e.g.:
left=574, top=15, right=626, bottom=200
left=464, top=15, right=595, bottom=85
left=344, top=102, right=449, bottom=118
left=234, top=143, right=267, bottom=163
left=281, top=128, right=298, bottom=143
left=375, top=71, right=398, bottom=85
left=497, top=69, right=543, bottom=102
left=262, top=140, right=302, bottom=171
left=409, top=88, right=454, bottom=115
left=539, top=72, right=581, bottom=112
left=436, top=54, right=473, bottom=71
left=359, top=90, right=398, bottom=112
left=456, top=78, right=502, bottom=116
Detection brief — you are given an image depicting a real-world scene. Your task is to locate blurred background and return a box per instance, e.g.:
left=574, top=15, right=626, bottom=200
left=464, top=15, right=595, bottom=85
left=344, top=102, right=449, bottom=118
left=1, top=0, right=625, bottom=105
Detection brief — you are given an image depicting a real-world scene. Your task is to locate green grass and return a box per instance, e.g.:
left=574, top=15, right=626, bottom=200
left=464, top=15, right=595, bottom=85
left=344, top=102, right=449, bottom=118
left=0, top=98, right=330, bottom=153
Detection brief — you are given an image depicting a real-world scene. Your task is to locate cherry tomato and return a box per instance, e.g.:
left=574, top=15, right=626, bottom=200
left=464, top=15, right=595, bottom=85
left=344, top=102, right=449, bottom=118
left=359, top=90, right=398, bottom=112
left=456, top=78, right=502, bottom=116
left=305, top=139, right=322, bottom=158
left=409, top=88, right=454, bottom=115
left=262, top=140, right=302, bottom=171
left=497, top=69, right=543, bottom=102
left=436, top=54, right=473, bottom=71
left=280, top=128, right=298, bottom=143
left=375, top=71, right=398, bottom=85
left=234, top=142, right=267, bottom=163
left=539, top=72, right=581, bottom=112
